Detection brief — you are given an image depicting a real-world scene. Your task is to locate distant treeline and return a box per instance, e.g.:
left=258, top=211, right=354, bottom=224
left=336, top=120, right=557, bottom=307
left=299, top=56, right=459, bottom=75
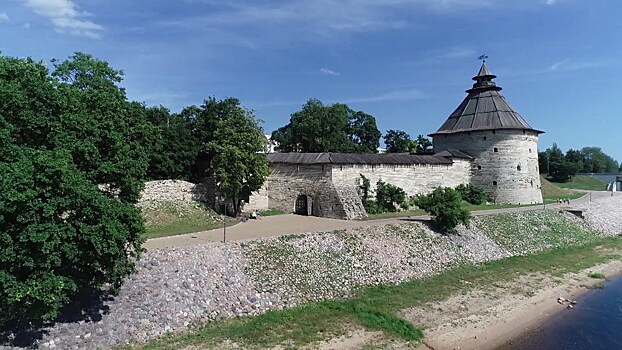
left=539, top=144, right=620, bottom=182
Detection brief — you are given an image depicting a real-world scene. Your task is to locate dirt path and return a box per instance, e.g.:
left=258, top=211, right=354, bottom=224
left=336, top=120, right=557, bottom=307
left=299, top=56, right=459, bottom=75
left=144, top=191, right=619, bottom=250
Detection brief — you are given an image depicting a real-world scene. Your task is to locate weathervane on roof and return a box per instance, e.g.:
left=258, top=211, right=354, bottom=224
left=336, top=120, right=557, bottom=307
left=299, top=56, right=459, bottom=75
left=478, top=54, right=488, bottom=63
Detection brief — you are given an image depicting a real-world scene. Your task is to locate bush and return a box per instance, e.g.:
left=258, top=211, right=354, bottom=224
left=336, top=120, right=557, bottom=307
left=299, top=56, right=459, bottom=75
left=455, top=184, right=487, bottom=205
left=414, top=187, right=471, bottom=233
left=363, top=200, right=383, bottom=214
left=376, top=180, right=406, bottom=212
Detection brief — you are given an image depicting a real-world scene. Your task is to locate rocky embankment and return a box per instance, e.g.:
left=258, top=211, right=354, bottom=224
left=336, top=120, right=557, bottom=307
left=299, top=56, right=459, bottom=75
left=3, top=196, right=622, bottom=350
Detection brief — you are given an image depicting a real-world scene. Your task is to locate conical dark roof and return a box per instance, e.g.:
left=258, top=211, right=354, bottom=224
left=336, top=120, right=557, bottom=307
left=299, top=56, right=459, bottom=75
left=430, top=63, right=543, bottom=136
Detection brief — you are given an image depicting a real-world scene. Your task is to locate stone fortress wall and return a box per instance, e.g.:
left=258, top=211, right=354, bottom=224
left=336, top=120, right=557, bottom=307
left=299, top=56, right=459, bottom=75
left=331, top=159, right=472, bottom=198
left=247, top=158, right=473, bottom=219
left=433, top=129, right=542, bottom=205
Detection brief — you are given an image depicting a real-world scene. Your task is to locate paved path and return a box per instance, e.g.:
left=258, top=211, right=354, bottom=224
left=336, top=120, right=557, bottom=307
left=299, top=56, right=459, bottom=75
left=143, top=191, right=621, bottom=250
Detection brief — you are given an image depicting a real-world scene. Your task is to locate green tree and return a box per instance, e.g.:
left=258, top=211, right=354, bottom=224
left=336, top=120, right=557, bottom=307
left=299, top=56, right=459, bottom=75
left=51, top=52, right=156, bottom=203
left=415, top=135, right=433, bottom=154
left=347, top=111, right=382, bottom=153
left=544, top=143, right=577, bottom=182
left=414, top=187, right=470, bottom=233
left=375, top=180, right=406, bottom=212
left=271, top=99, right=381, bottom=153
left=195, top=97, right=270, bottom=216
left=0, top=53, right=146, bottom=327
left=383, top=129, right=413, bottom=153
left=580, top=147, right=619, bottom=173
left=146, top=105, right=200, bottom=180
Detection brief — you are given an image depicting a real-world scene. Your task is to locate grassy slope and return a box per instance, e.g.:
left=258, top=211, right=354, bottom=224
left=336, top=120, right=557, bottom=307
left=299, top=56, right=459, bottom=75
left=142, top=203, right=235, bottom=239
left=129, top=212, right=622, bottom=350
left=540, top=176, right=584, bottom=203
left=552, top=175, right=608, bottom=191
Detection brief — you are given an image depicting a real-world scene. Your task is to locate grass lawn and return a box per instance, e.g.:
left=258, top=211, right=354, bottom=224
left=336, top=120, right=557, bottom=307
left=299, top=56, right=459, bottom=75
left=129, top=235, right=622, bottom=350
left=144, top=220, right=237, bottom=239
left=259, top=209, right=287, bottom=216
left=551, top=175, right=608, bottom=191
left=142, top=203, right=238, bottom=239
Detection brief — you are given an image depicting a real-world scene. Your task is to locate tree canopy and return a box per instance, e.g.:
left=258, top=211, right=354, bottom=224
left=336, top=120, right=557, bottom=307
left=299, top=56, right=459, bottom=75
left=271, top=99, right=381, bottom=153
left=194, top=97, right=270, bottom=216
left=0, top=53, right=149, bottom=327
left=383, top=129, right=416, bottom=153
left=146, top=105, right=200, bottom=180
left=539, top=143, right=619, bottom=181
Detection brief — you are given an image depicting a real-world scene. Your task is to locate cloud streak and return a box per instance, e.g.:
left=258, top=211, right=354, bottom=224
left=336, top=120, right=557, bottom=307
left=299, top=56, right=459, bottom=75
left=0, top=12, right=9, bottom=23
left=320, top=68, right=340, bottom=76
left=550, top=59, right=603, bottom=72
left=23, top=0, right=103, bottom=38
left=343, top=88, right=427, bottom=103
left=158, top=0, right=514, bottom=36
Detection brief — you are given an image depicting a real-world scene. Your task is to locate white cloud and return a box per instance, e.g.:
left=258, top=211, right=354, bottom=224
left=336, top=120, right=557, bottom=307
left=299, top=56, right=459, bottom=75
left=550, top=59, right=602, bottom=72
left=159, top=0, right=510, bottom=36
left=320, top=68, right=340, bottom=76
left=550, top=59, right=570, bottom=71
left=23, top=0, right=103, bottom=38
left=24, top=22, right=31, bottom=29
left=343, top=88, right=427, bottom=103
left=0, top=12, right=9, bottom=23
left=544, top=0, right=558, bottom=5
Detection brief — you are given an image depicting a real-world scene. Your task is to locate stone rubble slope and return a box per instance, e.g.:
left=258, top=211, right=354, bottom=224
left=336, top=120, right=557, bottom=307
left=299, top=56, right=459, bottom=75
left=4, top=197, right=622, bottom=350
left=582, top=195, right=622, bottom=236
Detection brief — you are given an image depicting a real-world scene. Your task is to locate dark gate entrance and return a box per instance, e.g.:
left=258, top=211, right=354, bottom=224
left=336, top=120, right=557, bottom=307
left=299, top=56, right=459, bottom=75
left=295, top=195, right=312, bottom=216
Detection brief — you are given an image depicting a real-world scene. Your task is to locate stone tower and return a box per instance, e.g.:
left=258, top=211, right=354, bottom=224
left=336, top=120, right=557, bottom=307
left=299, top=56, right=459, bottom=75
left=430, top=63, right=543, bottom=204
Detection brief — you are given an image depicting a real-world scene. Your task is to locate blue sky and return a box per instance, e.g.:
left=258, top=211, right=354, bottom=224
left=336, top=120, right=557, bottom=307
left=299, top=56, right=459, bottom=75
left=1, top=0, right=621, bottom=162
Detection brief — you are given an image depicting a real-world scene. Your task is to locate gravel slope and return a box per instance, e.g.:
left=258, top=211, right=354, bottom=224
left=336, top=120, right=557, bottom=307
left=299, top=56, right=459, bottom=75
left=2, top=196, right=622, bottom=350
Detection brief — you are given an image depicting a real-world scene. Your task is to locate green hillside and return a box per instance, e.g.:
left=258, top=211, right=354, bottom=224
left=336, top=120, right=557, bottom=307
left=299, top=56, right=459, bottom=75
left=540, top=176, right=584, bottom=203
left=552, top=175, right=608, bottom=191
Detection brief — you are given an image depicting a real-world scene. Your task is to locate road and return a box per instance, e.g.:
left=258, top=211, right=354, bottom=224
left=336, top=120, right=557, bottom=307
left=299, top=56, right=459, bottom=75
left=143, top=190, right=620, bottom=250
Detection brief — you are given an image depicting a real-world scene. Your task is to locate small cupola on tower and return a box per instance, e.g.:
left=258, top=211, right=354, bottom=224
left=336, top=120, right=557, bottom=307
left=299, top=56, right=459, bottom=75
left=469, top=62, right=501, bottom=91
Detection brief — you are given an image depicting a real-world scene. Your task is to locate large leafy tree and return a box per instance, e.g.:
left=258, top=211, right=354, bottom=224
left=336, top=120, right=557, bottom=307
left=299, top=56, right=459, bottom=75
left=271, top=99, right=381, bottom=153
left=51, top=52, right=156, bottom=202
left=146, top=105, right=200, bottom=180
left=383, top=129, right=416, bottom=153
left=347, top=111, right=382, bottom=153
left=579, top=147, right=619, bottom=173
left=195, top=97, right=270, bottom=216
left=415, top=135, right=433, bottom=154
left=0, top=53, right=149, bottom=327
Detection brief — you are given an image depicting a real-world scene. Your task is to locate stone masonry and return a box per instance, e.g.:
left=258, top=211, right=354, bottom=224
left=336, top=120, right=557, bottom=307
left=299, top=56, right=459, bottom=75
left=433, top=129, right=542, bottom=205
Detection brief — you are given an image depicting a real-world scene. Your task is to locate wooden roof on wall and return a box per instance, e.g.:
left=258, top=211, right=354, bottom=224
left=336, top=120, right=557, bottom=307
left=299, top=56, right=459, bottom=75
left=267, top=152, right=455, bottom=165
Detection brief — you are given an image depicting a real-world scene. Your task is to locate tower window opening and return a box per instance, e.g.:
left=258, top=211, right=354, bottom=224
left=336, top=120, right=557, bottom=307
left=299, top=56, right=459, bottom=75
left=483, top=136, right=487, bottom=141
left=477, top=165, right=482, bottom=170
left=529, top=148, right=532, bottom=153
left=493, top=181, right=498, bottom=186
left=493, top=147, right=498, bottom=152
left=517, top=165, right=522, bottom=171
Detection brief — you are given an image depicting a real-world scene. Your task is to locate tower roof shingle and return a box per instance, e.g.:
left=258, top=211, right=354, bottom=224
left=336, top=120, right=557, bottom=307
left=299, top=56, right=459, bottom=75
left=430, top=63, right=543, bottom=136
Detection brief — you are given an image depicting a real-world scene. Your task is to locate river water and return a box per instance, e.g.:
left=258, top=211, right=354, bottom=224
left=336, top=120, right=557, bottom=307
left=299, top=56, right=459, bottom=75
left=502, top=275, right=622, bottom=350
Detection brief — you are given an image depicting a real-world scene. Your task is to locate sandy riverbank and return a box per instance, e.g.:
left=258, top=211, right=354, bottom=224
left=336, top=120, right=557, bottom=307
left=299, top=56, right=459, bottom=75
left=303, top=258, right=622, bottom=350
left=410, top=258, right=622, bottom=350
